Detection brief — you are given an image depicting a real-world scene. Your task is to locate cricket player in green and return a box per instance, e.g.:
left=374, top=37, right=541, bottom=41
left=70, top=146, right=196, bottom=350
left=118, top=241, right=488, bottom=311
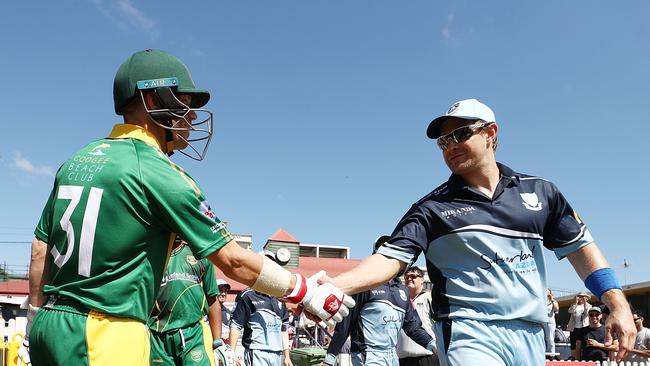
left=149, top=238, right=221, bottom=366
left=26, top=49, right=355, bottom=366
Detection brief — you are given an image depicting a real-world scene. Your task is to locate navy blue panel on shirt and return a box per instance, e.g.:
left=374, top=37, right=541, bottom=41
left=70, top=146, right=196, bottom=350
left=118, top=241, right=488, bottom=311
left=231, top=289, right=288, bottom=351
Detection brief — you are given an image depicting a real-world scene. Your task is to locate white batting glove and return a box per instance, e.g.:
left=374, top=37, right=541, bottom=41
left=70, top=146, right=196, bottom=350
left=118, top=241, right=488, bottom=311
left=18, top=339, right=31, bottom=366
left=213, top=339, right=236, bottom=366
left=283, top=271, right=355, bottom=327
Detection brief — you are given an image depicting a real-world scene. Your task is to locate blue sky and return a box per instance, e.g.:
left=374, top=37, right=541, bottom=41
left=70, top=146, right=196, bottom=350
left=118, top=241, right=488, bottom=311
left=1, top=1, right=648, bottom=294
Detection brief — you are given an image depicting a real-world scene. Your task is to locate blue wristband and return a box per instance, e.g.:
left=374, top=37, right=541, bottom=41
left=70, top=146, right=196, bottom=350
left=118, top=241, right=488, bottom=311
left=584, top=267, right=621, bottom=299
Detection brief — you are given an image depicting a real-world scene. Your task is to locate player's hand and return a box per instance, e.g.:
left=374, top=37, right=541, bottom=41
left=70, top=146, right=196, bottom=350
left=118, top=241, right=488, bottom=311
left=283, top=271, right=355, bottom=327
left=602, top=292, right=636, bottom=362
left=17, top=339, right=31, bottom=366
left=213, top=339, right=236, bottom=366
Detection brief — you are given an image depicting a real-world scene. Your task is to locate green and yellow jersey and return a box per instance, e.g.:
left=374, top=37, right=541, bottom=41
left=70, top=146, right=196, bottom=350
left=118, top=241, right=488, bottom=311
left=34, top=124, right=233, bottom=323
left=149, top=242, right=219, bottom=332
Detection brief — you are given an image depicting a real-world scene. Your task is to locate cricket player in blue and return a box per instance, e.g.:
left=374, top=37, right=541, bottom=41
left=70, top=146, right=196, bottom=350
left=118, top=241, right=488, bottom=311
left=324, top=278, right=433, bottom=366
left=326, top=99, right=636, bottom=366
left=229, top=251, right=293, bottom=366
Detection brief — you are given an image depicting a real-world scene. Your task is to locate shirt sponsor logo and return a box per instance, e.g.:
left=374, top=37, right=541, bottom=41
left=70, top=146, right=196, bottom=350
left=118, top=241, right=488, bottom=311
left=441, top=206, right=477, bottom=219
left=520, top=192, right=542, bottom=211
left=160, top=272, right=200, bottom=286
left=371, top=289, right=386, bottom=296
left=479, top=246, right=537, bottom=272
left=88, top=144, right=110, bottom=156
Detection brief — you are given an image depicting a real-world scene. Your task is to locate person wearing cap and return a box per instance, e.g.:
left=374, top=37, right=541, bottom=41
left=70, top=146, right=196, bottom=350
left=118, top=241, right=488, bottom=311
left=323, top=238, right=434, bottom=366
left=217, top=279, right=233, bottom=341
left=396, top=266, right=439, bottom=366
left=229, top=251, right=294, bottom=366
left=324, top=98, right=635, bottom=366
left=581, top=306, right=618, bottom=361
left=567, top=292, right=593, bottom=359
left=26, top=49, right=353, bottom=366
left=148, top=237, right=222, bottom=365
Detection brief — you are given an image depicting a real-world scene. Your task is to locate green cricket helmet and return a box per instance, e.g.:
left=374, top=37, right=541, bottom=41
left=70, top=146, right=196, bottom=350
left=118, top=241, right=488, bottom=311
left=113, top=49, right=213, bottom=161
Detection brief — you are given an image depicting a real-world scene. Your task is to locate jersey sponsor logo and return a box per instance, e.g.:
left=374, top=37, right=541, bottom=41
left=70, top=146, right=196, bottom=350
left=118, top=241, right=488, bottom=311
left=398, top=289, right=408, bottom=301
left=441, top=206, right=477, bottom=219
left=88, top=143, right=110, bottom=156
left=382, top=314, right=401, bottom=325
left=186, top=254, right=198, bottom=265
left=479, top=245, right=537, bottom=272
left=189, top=350, right=204, bottom=362
left=520, top=192, right=543, bottom=211
left=160, top=272, right=200, bottom=286
left=371, top=289, right=386, bottom=296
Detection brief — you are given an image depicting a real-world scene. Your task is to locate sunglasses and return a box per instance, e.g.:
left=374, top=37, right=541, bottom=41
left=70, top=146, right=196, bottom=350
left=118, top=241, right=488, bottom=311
left=634, top=317, right=641, bottom=321
left=405, top=274, right=423, bottom=280
left=588, top=313, right=601, bottom=317
left=437, top=121, right=492, bottom=151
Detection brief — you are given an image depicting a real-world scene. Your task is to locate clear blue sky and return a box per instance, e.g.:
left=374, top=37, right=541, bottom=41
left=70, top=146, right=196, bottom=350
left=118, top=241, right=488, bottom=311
left=1, top=1, right=648, bottom=294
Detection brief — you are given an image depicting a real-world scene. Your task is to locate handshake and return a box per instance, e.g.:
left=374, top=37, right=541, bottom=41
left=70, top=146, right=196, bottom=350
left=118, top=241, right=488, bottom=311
left=283, top=271, right=355, bottom=327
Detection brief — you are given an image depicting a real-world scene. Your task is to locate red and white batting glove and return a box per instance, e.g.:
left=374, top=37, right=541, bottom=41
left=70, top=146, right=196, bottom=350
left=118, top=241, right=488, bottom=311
left=283, top=271, right=355, bottom=327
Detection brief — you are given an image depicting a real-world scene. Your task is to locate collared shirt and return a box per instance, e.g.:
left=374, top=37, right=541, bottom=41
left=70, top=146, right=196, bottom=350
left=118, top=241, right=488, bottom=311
left=231, top=289, right=288, bottom=351
left=327, top=280, right=432, bottom=356
left=376, top=163, right=593, bottom=324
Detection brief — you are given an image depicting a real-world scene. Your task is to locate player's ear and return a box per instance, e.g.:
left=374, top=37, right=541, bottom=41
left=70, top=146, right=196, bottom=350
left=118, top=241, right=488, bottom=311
left=143, top=91, right=160, bottom=110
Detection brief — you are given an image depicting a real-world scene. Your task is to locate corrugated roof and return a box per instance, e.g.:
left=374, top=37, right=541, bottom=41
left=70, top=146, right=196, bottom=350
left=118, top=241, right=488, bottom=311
left=268, top=228, right=300, bottom=244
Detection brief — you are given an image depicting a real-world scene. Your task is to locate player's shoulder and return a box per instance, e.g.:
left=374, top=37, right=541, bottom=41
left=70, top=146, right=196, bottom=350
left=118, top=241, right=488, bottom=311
left=412, top=181, right=452, bottom=207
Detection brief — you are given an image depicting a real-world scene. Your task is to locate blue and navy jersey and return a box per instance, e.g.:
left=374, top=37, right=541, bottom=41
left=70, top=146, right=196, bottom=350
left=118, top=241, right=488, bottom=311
left=230, top=289, right=288, bottom=351
left=327, top=279, right=432, bottom=356
left=376, top=163, right=594, bottom=325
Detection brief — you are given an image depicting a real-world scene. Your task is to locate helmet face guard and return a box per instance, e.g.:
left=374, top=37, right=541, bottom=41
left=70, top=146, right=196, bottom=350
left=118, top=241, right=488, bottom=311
left=138, top=78, right=213, bottom=161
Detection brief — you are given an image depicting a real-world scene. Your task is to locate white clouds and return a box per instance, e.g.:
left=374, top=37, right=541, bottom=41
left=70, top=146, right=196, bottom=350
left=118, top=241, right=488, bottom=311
left=91, top=0, right=160, bottom=40
left=13, top=153, right=55, bottom=177
left=441, top=12, right=455, bottom=44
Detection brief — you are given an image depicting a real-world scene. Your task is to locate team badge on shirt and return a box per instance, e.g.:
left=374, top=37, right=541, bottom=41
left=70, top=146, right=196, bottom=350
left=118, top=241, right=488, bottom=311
left=520, top=192, right=543, bottom=211
left=190, top=350, right=204, bottom=362
left=398, top=289, right=408, bottom=301
left=186, top=255, right=198, bottom=265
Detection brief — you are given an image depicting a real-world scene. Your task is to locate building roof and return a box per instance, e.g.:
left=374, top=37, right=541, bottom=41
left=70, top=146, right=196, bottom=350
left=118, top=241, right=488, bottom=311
left=214, top=256, right=361, bottom=303
left=268, top=228, right=300, bottom=244
left=0, top=280, right=29, bottom=296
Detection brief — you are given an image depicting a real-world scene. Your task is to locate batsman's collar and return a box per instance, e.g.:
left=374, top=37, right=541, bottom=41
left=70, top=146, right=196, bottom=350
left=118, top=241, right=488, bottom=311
left=108, top=124, right=163, bottom=151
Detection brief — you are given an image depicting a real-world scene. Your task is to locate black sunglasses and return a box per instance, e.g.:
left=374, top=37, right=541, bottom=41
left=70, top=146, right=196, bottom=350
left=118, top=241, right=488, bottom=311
left=437, top=121, right=492, bottom=151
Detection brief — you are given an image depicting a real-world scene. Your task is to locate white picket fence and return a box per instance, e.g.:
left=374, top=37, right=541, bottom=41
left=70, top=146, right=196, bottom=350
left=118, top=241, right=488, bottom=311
left=547, top=361, right=648, bottom=366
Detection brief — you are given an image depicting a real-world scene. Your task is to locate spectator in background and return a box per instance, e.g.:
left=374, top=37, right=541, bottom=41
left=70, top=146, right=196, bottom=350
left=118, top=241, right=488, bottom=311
left=623, top=309, right=650, bottom=363
left=567, top=292, right=592, bottom=359
left=581, top=306, right=618, bottom=361
left=217, top=279, right=232, bottom=341
left=544, top=289, right=559, bottom=357
left=600, top=305, right=610, bottom=325
left=396, top=266, right=439, bottom=366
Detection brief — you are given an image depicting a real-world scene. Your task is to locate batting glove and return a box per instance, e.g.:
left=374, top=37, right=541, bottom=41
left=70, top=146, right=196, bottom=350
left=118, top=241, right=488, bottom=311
left=213, top=339, right=236, bottom=366
left=283, top=271, right=355, bottom=327
left=17, top=339, right=31, bottom=366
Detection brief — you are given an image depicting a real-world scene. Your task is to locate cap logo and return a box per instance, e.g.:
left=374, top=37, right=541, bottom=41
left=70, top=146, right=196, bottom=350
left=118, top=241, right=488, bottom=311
left=447, top=102, right=460, bottom=115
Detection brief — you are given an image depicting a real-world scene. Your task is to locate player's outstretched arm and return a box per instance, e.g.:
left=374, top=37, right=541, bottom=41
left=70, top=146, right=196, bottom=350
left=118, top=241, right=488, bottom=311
left=567, top=242, right=636, bottom=362
left=329, top=254, right=405, bottom=295
left=208, top=240, right=354, bottom=325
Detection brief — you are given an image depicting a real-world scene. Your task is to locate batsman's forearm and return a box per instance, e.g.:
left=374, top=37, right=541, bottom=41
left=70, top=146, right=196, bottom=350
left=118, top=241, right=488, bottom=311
left=29, top=238, right=50, bottom=306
